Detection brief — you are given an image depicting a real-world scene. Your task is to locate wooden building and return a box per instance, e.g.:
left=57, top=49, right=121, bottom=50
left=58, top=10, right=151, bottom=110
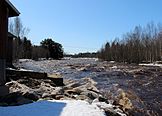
left=0, top=0, right=20, bottom=85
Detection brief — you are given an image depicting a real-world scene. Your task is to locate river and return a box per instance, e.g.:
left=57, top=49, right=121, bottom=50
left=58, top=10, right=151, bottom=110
left=16, top=58, right=162, bottom=115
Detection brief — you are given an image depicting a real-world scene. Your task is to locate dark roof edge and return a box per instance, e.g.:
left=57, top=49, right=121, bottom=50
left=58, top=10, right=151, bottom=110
left=5, top=0, right=20, bottom=15
left=8, top=32, right=17, bottom=38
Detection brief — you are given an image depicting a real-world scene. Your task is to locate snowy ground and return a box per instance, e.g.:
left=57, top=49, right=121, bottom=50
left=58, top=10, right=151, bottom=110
left=0, top=100, right=105, bottom=116
left=139, top=63, right=162, bottom=67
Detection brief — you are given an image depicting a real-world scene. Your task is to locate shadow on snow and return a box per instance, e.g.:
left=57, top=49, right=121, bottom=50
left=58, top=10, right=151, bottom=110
left=0, top=100, right=66, bottom=116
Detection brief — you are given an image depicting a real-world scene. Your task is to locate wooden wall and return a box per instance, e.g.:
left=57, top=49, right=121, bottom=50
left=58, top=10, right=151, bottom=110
left=0, top=0, right=8, bottom=85
left=0, top=0, right=8, bottom=59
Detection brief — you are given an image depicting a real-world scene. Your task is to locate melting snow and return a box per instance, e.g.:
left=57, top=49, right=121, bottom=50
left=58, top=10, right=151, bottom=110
left=0, top=100, right=105, bottom=116
left=139, top=63, right=162, bottom=67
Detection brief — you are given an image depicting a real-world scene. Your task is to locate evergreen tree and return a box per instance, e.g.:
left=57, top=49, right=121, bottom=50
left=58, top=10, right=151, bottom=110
left=40, top=38, right=63, bottom=59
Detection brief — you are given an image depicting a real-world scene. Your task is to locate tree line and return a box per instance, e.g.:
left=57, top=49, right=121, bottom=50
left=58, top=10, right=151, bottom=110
left=9, top=17, right=63, bottom=61
left=71, top=52, right=97, bottom=58
left=98, top=23, right=162, bottom=64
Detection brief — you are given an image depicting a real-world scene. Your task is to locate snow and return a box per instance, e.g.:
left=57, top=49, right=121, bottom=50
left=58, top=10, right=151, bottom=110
left=139, top=63, right=162, bottom=67
left=6, top=68, right=33, bottom=72
left=19, top=59, right=33, bottom=62
left=6, top=68, right=16, bottom=70
left=19, top=68, right=33, bottom=72
left=60, top=100, right=105, bottom=116
left=0, top=100, right=105, bottom=116
left=111, top=66, right=117, bottom=69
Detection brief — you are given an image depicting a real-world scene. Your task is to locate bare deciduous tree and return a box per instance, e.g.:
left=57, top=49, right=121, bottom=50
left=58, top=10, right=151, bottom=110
left=98, top=22, right=162, bottom=64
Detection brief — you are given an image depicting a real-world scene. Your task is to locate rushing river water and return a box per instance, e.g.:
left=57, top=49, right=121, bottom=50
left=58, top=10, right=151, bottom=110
left=16, top=58, right=162, bottom=115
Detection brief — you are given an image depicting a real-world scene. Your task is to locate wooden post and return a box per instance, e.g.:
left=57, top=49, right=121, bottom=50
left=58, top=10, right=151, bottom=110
left=0, top=0, right=8, bottom=85
left=6, top=33, right=14, bottom=67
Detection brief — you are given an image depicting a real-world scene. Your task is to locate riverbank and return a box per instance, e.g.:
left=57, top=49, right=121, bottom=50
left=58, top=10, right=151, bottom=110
left=9, top=58, right=162, bottom=115
left=1, top=73, right=126, bottom=116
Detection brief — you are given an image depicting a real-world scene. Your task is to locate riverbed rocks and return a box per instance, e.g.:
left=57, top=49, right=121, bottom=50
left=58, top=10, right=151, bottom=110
left=0, top=76, right=127, bottom=116
left=62, top=78, right=104, bottom=102
left=12, top=58, right=162, bottom=115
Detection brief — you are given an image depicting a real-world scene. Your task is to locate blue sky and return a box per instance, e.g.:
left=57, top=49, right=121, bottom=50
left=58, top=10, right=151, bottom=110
left=10, top=0, right=162, bottom=54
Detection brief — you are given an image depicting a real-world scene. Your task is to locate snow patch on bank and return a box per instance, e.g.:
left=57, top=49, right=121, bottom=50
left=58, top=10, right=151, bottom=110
left=139, top=63, right=162, bottom=67
left=0, top=100, right=105, bottom=116
left=60, top=100, right=105, bottom=116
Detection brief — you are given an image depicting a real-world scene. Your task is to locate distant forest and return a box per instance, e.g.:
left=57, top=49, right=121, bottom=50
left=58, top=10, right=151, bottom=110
left=65, top=52, right=97, bottom=58
left=98, top=23, right=162, bottom=64
left=9, top=17, right=63, bottom=61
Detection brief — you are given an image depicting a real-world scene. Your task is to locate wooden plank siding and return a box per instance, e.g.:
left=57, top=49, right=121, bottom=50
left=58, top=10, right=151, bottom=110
left=0, top=0, right=8, bottom=85
left=0, top=0, right=8, bottom=59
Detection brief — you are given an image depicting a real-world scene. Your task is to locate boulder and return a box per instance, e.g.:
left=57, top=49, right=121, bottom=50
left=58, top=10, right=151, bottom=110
left=104, top=109, right=121, bottom=116
left=65, top=87, right=83, bottom=95
left=64, top=82, right=81, bottom=90
left=76, top=95, right=89, bottom=100
left=72, top=87, right=84, bottom=94
left=55, top=87, right=64, bottom=94
left=6, top=81, right=31, bottom=94
left=0, top=92, right=33, bottom=106
left=55, top=95, right=64, bottom=100
left=81, top=91, right=99, bottom=100
left=98, top=96, right=109, bottom=103
left=65, top=89, right=79, bottom=95
left=23, top=91, right=39, bottom=101
left=115, top=90, right=133, bottom=111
